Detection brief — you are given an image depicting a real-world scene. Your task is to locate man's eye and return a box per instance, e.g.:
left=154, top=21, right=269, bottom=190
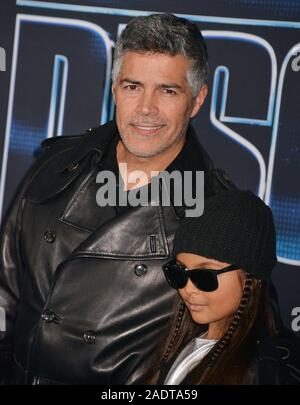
left=163, top=89, right=176, bottom=95
left=125, top=84, right=138, bottom=90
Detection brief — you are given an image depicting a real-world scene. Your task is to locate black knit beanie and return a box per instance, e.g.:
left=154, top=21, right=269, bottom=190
left=172, top=190, right=277, bottom=280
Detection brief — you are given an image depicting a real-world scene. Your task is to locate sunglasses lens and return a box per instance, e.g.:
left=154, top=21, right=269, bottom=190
left=191, top=270, right=218, bottom=292
left=163, top=263, right=187, bottom=289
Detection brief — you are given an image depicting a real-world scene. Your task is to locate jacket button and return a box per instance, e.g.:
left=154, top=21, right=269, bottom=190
left=67, top=162, right=79, bottom=172
left=83, top=331, right=96, bottom=344
left=224, top=174, right=232, bottom=181
left=44, top=229, right=56, bottom=243
left=41, top=310, right=55, bottom=322
left=134, top=263, right=148, bottom=277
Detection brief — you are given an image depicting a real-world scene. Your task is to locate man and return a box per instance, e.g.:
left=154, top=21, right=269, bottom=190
left=0, top=13, right=235, bottom=384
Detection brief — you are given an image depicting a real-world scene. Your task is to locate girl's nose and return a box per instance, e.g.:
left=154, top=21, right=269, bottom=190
left=183, top=278, right=201, bottom=294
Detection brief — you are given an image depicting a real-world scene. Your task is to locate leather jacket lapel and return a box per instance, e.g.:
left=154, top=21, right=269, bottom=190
left=71, top=204, right=171, bottom=259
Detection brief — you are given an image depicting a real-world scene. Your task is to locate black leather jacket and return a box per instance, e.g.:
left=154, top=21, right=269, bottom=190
left=243, top=328, right=300, bottom=385
left=0, top=120, right=277, bottom=384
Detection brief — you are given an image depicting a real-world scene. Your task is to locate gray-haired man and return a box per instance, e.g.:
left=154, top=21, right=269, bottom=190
left=0, top=13, right=235, bottom=384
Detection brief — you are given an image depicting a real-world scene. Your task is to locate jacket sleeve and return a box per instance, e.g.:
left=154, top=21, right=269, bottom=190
left=0, top=136, right=79, bottom=384
left=0, top=144, right=53, bottom=384
left=0, top=169, right=33, bottom=383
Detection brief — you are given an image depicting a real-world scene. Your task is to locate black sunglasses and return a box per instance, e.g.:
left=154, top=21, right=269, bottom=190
left=162, top=259, right=240, bottom=292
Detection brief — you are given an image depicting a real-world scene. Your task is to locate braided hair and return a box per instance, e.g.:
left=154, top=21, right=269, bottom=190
left=179, top=273, right=276, bottom=385
left=207, top=274, right=254, bottom=367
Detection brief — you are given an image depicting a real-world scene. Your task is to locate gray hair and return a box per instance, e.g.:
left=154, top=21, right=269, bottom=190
left=112, top=13, right=209, bottom=98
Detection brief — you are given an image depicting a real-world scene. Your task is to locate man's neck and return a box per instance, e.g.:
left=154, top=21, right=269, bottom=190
left=116, top=137, right=186, bottom=190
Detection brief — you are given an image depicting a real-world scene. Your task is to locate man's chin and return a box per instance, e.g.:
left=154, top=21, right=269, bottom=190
left=121, top=137, right=166, bottom=159
left=125, top=146, right=162, bottom=159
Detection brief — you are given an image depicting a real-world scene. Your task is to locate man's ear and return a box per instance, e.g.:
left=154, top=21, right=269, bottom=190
left=190, top=85, right=208, bottom=118
left=111, top=83, right=116, bottom=103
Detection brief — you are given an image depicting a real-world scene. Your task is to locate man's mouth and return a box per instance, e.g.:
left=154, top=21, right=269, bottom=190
left=130, top=123, right=165, bottom=135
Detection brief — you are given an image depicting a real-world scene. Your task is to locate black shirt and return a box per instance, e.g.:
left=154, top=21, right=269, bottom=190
left=100, top=127, right=206, bottom=215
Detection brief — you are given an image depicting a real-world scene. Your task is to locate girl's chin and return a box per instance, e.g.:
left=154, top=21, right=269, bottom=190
left=190, top=312, right=210, bottom=325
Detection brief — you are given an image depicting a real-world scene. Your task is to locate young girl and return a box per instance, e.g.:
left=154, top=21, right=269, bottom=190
left=158, top=190, right=299, bottom=385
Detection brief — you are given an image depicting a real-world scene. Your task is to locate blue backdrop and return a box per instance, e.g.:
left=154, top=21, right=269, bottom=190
left=0, top=0, right=299, bottom=336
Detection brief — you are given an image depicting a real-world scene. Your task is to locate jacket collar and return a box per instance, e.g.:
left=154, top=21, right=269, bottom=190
left=167, top=124, right=213, bottom=175
left=58, top=120, right=118, bottom=173
left=26, top=119, right=213, bottom=206
left=59, top=119, right=212, bottom=175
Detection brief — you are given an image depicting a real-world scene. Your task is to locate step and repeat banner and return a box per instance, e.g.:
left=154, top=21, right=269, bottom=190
left=0, top=0, right=299, bottom=335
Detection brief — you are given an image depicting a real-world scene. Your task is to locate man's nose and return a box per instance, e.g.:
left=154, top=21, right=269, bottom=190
left=136, top=91, right=159, bottom=115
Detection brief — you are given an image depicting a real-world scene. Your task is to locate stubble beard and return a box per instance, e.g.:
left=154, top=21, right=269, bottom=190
left=119, top=122, right=189, bottom=159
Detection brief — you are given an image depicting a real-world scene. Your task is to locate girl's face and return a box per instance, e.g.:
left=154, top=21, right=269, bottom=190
left=176, top=252, right=246, bottom=332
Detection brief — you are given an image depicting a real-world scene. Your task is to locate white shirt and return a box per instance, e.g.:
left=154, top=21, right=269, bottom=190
left=164, top=334, right=217, bottom=385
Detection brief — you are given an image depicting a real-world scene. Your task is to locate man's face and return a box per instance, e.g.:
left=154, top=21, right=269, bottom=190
left=112, top=51, right=207, bottom=158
